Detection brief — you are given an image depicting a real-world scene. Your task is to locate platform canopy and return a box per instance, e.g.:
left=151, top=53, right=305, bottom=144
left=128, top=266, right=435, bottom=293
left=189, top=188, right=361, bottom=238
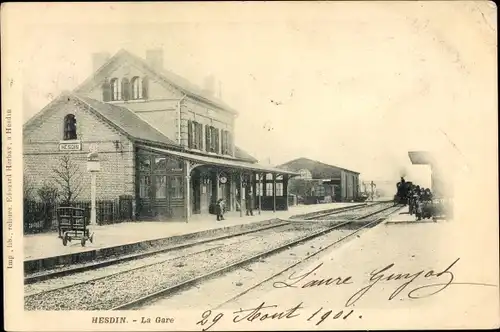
left=408, top=151, right=436, bottom=165
left=139, top=145, right=300, bottom=176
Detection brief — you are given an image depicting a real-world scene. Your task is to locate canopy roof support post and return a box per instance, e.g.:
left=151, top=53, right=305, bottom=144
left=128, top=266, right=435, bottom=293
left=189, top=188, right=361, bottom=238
left=215, top=170, right=220, bottom=202
left=258, top=173, right=262, bottom=215
left=184, top=160, right=191, bottom=223
left=273, top=173, right=276, bottom=213
left=284, top=174, right=289, bottom=211
left=239, top=171, right=243, bottom=217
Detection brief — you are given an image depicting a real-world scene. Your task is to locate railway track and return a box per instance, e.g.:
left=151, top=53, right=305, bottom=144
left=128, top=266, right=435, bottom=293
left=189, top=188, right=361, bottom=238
left=114, top=203, right=396, bottom=310
left=24, top=202, right=396, bottom=311
left=25, top=203, right=375, bottom=285
left=215, top=204, right=402, bottom=309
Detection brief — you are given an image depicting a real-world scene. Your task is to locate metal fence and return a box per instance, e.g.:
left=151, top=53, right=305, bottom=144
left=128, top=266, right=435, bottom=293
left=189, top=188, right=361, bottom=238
left=23, top=195, right=133, bottom=234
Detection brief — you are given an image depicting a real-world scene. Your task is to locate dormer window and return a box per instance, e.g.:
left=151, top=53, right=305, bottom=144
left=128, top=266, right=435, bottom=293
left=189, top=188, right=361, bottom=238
left=63, top=114, right=77, bottom=140
left=110, top=78, right=121, bottom=101
left=131, top=76, right=143, bottom=100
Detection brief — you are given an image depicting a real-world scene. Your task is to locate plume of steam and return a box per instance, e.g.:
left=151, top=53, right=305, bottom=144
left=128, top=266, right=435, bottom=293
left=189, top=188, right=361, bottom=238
left=399, top=167, right=407, bottom=178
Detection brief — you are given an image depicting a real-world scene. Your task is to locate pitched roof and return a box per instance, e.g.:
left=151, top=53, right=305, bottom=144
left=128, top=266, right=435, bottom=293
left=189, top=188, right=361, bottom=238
left=24, top=92, right=258, bottom=163
left=74, top=49, right=238, bottom=115
left=73, top=94, right=179, bottom=146
left=277, top=157, right=360, bottom=177
left=235, top=146, right=258, bottom=163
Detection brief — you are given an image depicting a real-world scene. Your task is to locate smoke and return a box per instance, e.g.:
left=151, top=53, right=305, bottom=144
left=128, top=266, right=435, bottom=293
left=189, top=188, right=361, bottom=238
left=399, top=166, right=407, bottom=178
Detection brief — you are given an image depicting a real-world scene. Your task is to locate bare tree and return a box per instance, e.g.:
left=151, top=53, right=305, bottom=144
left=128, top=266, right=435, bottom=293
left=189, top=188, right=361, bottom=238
left=52, top=155, right=84, bottom=205
left=23, top=175, right=35, bottom=201
left=288, top=178, right=316, bottom=197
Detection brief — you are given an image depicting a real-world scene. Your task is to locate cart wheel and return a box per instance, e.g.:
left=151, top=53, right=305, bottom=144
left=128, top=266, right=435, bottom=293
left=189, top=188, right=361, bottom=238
left=81, top=238, right=86, bottom=247
left=62, top=234, right=68, bottom=246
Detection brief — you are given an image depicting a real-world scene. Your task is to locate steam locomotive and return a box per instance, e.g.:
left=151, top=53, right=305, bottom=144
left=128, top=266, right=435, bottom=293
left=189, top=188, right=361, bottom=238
left=394, top=177, right=412, bottom=205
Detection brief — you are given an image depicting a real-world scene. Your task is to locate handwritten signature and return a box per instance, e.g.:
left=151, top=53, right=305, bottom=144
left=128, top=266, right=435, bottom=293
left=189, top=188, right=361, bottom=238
left=196, top=258, right=497, bottom=331
left=273, top=258, right=496, bottom=306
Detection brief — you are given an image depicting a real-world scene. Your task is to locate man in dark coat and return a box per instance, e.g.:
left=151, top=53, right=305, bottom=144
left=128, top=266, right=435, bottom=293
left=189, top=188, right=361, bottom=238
left=216, top=198, right=225, bottom=221
left=245, top=190, right=254, bottom=216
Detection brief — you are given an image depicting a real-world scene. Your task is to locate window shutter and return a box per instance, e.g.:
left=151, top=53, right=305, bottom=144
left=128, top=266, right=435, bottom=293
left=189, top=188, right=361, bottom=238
left=102, top=79, right=111, bottom=102
left=122, top=78, right=130, bottom=101
left=187, top=120, right=193, bottom=148
left=210, top=126, right=215, bottom=152
left=197, top=123, right=203, bottom=150
left=215, top=128, right=220, bottom=154
left=142, top=76, right=149, bottom=99
left=205, top=125, right=210, bottom=152
left=223, top=131, right=228, bottom=154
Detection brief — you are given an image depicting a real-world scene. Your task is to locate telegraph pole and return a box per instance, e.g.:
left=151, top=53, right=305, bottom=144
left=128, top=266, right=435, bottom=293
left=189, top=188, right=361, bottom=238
left=370, top=181, right=376, bottom=201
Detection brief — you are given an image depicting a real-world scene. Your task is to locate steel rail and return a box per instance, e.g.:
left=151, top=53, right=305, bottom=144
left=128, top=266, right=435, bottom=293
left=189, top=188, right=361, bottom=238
left=24, top=223, right=294, bottom=297
left=214, top=205, right=402, bottom=309
left=111, top=203, right=397, bottom=310
left=26, top=203, right=376, bottom=284
left=24, top=221, right=290, bottom=284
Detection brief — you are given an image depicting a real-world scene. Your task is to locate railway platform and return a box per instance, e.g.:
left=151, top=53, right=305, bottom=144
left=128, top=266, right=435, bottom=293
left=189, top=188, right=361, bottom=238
left=224, top=207, right=498, bottom=330
left=24, top=202, right=364, bottom=274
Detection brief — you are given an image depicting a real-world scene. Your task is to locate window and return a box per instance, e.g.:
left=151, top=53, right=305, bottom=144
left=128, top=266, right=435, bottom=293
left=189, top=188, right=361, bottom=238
left=131, top=76, right=143, bottom=100
left=63, top=114, right=77, bottom=140
left=121, top=78, right=130, bottom=101
left=266, top=183, right=273, bottom=196
left=154, top=157, right=166, bottom=171
left=221, top=130, right=232, bottom=155
left=142, top=76, right=149, bottom=99
left=170, top=176, right=183, bottom=199
left=166, top=157, right=183, bottom=171
left=266, top=173, right=273, bottom=181
left=138, top=155, right=151, bottom=171
left=187, top=121, right=203, bottom=150
left=102, top=79, right=111, bottom=102
left=110, top=78, right=121, bottom=101
left=139, top=176, right=151, bottom=198
left=276, top=183, right=284, bottom=196
left=155, top=176, right=167, bottom=199
left=256, top=182, right=263, bottom=196
left=205, top=126, right=220, bottom=153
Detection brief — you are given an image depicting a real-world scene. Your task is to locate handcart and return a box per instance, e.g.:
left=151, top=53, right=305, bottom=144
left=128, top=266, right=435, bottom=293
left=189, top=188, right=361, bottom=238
left=57, top=207, right=94, bottom=247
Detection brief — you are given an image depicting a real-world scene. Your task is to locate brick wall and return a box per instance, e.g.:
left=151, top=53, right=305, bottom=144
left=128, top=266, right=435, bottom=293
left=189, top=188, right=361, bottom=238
left=23, top=97, right=135, bottom=201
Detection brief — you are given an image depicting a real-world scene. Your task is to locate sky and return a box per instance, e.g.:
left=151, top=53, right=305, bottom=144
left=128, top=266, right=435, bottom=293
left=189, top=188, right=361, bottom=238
left=12, top=1, right=497, bottom=186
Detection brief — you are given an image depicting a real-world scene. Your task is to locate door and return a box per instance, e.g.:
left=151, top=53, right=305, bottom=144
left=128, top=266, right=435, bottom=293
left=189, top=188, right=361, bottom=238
left=138, top=174, right=154, bottom=218
left=154, top=174, right=171, bottom=218
left=191, top=175, right=201, bottom=214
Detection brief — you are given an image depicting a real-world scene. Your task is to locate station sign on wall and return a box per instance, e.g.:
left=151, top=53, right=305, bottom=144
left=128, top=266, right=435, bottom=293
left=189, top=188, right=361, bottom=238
left=59, top=140, right=82, bottom=151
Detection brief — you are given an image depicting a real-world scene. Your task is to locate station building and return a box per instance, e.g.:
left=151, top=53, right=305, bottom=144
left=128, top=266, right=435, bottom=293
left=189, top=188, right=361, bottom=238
left=277, top=158, right=360, bottom=203
left=23, top=49, right=298, bottom=221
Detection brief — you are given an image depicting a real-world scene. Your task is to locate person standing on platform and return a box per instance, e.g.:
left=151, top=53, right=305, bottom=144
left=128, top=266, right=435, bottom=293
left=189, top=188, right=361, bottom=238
left=245, top=189, right=254, bottom=216
left=216, top=198, right=225, bottom=221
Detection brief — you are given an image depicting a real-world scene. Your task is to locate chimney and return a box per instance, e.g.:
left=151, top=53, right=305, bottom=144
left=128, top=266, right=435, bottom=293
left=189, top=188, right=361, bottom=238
left=92, top=52, right=110, bottom=72
left=146, top=49, right=164, bottom=70
left=202, top=74, right=215, bottom=96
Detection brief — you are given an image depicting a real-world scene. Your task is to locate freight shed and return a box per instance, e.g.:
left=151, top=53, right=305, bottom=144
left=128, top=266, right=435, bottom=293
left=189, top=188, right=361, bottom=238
left=277, top=158, right=360, bottom=203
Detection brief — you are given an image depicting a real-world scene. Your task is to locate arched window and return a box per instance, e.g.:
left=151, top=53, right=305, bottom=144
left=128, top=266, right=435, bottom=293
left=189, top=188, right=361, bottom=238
left=131, top=76, right=143, bottom=100
left=142, top=76, right=149, bottom=99
left=121, top=78, right=130, bottom=101
left=110, top=78, right=121, bottom=101
left=102, top=79, right=111, bottom=102
left=63, top=114, right=77, bottom=140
